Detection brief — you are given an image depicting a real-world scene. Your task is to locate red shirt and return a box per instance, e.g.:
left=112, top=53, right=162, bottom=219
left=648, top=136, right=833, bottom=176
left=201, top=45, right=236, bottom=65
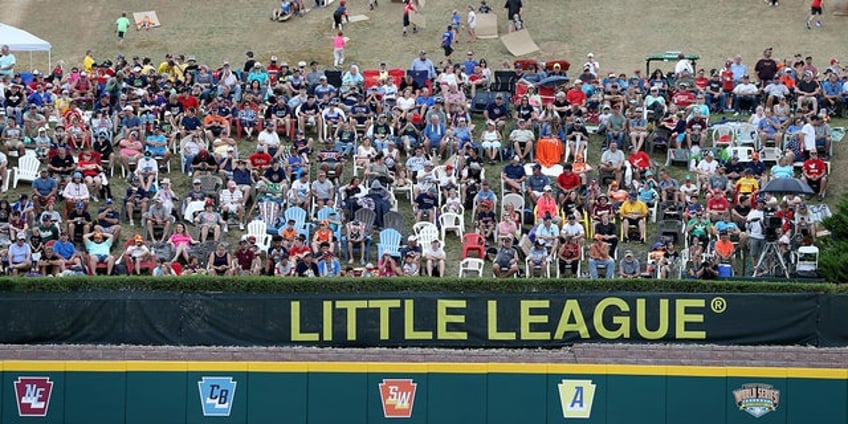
left=628, top=151, right=651, bottom=170
left=234, top=248, right=256, bottom=270
left=803, top=158, right=826, bottom=178
left=721, top=69, right=734, bottom=91
left=267, top=64, right=282, bottom=82
left=706, top=196, right=730, bottom=213
left=812, top=0, right=822, bottom=7
left=177, top=94, right=199, bottom=111
left=557, top=171, right=581, bottom=191
left=565, top=88, right=586, bottom=106
left=249, top=152, right=273, bottom=170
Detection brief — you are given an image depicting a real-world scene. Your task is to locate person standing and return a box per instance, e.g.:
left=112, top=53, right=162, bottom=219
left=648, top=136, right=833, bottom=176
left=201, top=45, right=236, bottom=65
left=504, top=0, right=523, bottom=32
left=0, top=45, right=16, bottom=79
left=441, top=25, right=455, bottom=58
left=466, top=5, right=477, bottom=42
left=807, top=0, right=823, bottom=29
left=402, top=0, right=418, bottom=36
left=115, top=12, right=132, bottom=47
left=332, top=31, right=347, bottom=68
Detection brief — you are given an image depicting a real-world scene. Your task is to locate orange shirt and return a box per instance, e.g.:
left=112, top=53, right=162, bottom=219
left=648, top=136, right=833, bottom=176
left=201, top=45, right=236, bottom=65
left=714, top=239, right=735, bottom=258
left=536, top=195, right=557, bottom=219
left=535, top=138, right=563, bottom=168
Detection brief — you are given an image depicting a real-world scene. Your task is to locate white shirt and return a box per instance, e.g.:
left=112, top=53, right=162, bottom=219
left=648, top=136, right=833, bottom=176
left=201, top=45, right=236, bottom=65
left=697, top=159, right=718, bottom=175
left=291, top=179, right=311, bottom=199
left=467, top=10, right=477, bottom=27
left=746, top=209, right=765, bottom=240
left=219, top=188, right=243, bottom=206
left=674, top=59, right=694, bottom=76
left=800, top=122, right=816, bottom=152
left=257, top=129, right=281, bottom=151
left=560, top=222, right=585, bottom=238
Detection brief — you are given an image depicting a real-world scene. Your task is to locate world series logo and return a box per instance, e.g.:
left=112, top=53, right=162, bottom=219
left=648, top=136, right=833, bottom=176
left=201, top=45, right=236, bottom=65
left=733, top=383, right=781, bottom=418
left=198, top=376, right=237, bottom=417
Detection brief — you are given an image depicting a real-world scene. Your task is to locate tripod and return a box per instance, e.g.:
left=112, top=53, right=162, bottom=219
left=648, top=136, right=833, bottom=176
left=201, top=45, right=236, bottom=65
left=753, top=241, right=789, bottom=278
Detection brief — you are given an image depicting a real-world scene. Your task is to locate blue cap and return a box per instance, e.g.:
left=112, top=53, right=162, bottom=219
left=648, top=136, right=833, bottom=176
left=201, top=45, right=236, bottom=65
left=73, top=172, right=82, bottom=179
left=75, top=201, right=84, bottom=209
left=105, top=199, right=114, bottom=205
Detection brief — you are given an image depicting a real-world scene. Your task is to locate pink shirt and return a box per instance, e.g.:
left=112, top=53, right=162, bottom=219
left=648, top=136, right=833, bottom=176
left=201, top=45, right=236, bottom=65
left=170, top=233, right=192, bottom=247
left=333, top=36, right=346, bottom=49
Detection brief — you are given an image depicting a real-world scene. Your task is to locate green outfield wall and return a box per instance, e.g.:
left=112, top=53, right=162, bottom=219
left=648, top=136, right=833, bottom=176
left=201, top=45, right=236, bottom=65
left=0, top=361, right=845, bottom=423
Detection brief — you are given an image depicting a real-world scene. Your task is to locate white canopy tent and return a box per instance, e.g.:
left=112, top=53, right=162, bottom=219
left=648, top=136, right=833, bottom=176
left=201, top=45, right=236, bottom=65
left=0, top=23, right=52, bottom=70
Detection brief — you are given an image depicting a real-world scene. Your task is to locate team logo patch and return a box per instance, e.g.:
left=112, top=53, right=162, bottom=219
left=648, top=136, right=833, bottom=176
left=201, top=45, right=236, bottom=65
left=378, top=378, right=417, bottom=418
left=14, top=377, right=54, bottom=417
left=557, top=379, right=596, bottom=419
left=198, top=376, right=237, bottom=417
left=733, top=383, right=780, bottom=418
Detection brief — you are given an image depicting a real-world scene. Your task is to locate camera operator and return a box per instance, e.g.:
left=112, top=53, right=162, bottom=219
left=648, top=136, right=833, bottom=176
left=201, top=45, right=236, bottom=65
left=745, top=198, right=766, bottom=270
left=697, top=254, right=720, bottom=280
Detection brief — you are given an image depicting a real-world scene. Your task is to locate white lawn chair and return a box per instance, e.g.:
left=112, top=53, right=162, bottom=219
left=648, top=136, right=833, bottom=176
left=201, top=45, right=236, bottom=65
left=413, top=221, right=441, bottom=246
left=734, top=123, right=759, bottom=149
left=458, top=258, right=485, bottom=277
left=247, top=220, right=272, bottom=251
left=439, top=212, right=464, bottom=240
left=12, top=151, right=40, bottom=189
left=726, top=146, right=755, bottom=163
left=711, top=124, right=735, bottom=148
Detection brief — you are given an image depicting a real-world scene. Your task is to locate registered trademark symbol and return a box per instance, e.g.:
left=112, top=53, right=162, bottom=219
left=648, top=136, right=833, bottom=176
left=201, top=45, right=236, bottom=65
left=710, top=297, right=727, bottom=313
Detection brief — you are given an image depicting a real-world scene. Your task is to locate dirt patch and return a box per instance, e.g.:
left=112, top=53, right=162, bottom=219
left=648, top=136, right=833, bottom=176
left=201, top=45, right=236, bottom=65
left=1, top=344, right=845, bottom=368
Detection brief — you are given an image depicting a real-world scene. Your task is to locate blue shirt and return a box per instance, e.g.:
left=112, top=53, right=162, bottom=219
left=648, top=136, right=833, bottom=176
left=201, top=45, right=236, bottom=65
left=463, top=59, right=478, bottom=76
left=32, top=177, right=57, bottom=196
left=441, top=31, right=454, bottom=47
left=423, top=122, right=445, bottom=144
left=52, top=240, right=76, bottom=260
left=502, top=164, right=526, bottom=180
left=527, top=174, right=550, bottom=192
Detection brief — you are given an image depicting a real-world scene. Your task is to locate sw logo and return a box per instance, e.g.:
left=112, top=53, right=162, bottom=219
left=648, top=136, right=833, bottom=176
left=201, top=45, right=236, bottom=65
left=14, top=377, right=54, bottom=417
left=378, top=378, right=417, bottom=418
left=198, top=376, right=237, bottom=417
left=733, top=383, right=781, bottom=418
left=558, top=379, right=596, bottom=419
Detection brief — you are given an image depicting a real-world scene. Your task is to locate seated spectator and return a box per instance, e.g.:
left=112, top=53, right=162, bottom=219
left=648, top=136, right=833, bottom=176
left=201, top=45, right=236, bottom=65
left=501, top=155, right=527, bottom=193
left=7, top=233, right=33, bottom=276
left=377, top=250, right=399, bottom=277
left=492, top=236, right=520, bottom=278
left=424, top=239, right=447, bottom=277
left=207, top=243, right=233, bottom=275
left=557, top=235, right=582, bottom=276
left=37, top=243, right=65, bottom=277
left=801, top=150, right=828, bottom=200
left=83, top=229, right=115, bottom=275
left=124, top=234, right=152, bottom=275
left=194, top=200, right=225, bottom=242
left=145, top=198, right=174, bottom=243
left=168, top=223, right=198, bottom=264
left=588, top=234, right=614, bottom=279
left=618, top=249, right=641, bottom=278
left=318, top=251, right=342, bottom=277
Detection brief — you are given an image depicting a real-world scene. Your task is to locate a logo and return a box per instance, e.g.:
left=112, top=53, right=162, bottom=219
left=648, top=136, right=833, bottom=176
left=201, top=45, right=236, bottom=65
left=14, top=377, right=54, bottom=417
left=557, top=379, right=596, bottom=419
left=733, top=383, right=780, bottom=418
left=378, top=378, right=417, bottom=418
left=198, top=376, right=237, bottom=417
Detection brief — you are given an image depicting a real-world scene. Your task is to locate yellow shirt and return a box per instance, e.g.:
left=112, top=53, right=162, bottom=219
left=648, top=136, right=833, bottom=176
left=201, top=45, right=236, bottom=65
left=619, top=199, right=648, bottom=217
left=736, top=177, right=759, bottom=194
left=83, top=55, right=95, bottom=73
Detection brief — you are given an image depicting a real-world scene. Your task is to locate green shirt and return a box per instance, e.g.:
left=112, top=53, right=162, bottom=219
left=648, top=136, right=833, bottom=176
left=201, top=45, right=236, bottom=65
left=116, top=16, right=131, bottom=32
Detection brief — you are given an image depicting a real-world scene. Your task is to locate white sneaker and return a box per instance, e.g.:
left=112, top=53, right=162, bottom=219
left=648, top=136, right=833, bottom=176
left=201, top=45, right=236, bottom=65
left=129, top=220, right=135, bottom=227
left=239, top=223, right=245, bottom=230
left=223, top=224, right=229, bottom=233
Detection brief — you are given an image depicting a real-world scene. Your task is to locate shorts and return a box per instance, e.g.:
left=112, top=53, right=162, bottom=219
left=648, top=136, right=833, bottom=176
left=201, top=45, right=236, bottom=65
left=811, top=6, right=822, bottom=14
left=481, top=141, right=501, bottom=150
left=443, top=45, right=454, bottom=57
left=94, top=254, right=109, bottom=263
left=102, top=226, right=118, bottom=234
left=807, top=178, right=822, bottom=193
left=118, top=31, right=126, bottom=39
left=625, top=217, right=642, bottom=226
left=146, top=146, right=167, bottom=157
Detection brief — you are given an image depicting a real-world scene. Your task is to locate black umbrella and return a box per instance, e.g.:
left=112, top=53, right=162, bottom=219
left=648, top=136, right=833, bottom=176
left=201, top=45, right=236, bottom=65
left=759, top=178, right=815, bottom=195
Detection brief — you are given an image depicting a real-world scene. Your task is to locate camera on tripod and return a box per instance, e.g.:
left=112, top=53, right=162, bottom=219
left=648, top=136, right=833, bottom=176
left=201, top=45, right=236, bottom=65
left=762, top=206, right=782, bottom=242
